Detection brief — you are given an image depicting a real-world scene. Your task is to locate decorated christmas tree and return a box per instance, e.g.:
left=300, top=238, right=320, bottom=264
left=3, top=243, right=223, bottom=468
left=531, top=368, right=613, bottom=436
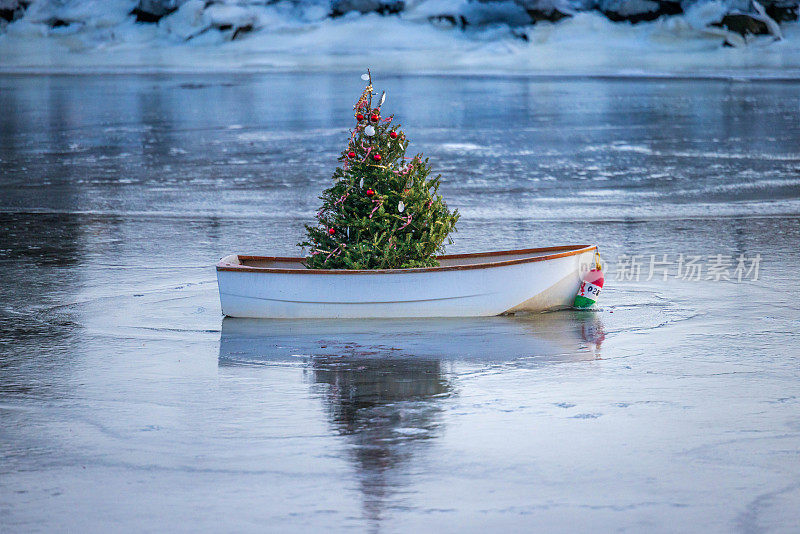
left=299, top=71, right=459, bottom=270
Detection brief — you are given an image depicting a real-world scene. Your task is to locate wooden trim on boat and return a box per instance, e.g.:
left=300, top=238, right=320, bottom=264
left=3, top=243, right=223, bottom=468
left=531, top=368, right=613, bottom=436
left=216, top=244, right=597, bottom=275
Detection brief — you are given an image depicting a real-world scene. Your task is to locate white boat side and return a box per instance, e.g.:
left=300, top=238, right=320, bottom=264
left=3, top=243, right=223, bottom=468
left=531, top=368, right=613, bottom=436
left=216, top=244, right=598, bottom=319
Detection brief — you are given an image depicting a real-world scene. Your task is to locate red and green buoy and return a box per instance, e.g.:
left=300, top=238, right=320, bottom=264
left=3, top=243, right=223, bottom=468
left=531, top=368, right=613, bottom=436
left=574, top=253, right=604, bottom=309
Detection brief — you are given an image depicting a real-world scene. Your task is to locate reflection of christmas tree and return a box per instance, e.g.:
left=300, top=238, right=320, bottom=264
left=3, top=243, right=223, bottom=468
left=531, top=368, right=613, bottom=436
left=312, top=357, right=450, bottom=528
left=299, top=71, right=458, bottom=269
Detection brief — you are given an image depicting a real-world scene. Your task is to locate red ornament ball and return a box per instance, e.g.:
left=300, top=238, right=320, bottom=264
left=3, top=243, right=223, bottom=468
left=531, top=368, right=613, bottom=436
left=373, top=154, right=381, bottom=162
left=366, top=188, right=375, bottom=197
left=347, top=151, right=356, bottom=158
left=370, top=114, right=379, bottom=123
left=328, top=228, right=335, bottom=235
left=389, top=131, right=398, bottom=139
left=356, top=114, right=364, bottom=121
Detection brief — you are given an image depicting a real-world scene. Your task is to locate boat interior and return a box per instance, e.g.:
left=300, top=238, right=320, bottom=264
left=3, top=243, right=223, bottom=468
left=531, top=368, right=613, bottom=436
left=218, top=245, right=595, bottom=271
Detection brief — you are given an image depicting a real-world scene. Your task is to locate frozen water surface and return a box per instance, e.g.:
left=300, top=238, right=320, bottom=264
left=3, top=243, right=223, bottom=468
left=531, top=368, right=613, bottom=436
left=1, top=73, right=800, bottom=532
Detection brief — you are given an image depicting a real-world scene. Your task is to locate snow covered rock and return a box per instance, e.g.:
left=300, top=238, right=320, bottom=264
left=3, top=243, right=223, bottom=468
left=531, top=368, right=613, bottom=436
left=17, top=0, right=136, bottom=30
left=0, top=0, right=29, bottom=24
left=331, top=0, right=405, bottom=17
left=463, top=0, right=532, bottom=26
left=683, top=0, right=781, bottom=45
left=407, top=0, right=551, bottom=27
left=403, top=0, right=468, bottom=27
left=159, top=1, right=262, bottom=41
left=204, top=3, right=257, bottom=27
left=713, top=0, right=781, bottom=37
left=517, top=0, right=574, bottom=21
left=598, top=0, right=683, bottom=22
left=717, top=11, right=770, bottom=33
left=131, top=0, right=187, bottom=23
left=158, top=0, right=204, bottom=39
left=758, top=0, right=798, bottom=20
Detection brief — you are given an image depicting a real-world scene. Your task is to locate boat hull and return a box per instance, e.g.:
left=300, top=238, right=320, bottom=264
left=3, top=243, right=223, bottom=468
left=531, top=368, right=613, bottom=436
left=216, top=245, right=596, bottom=319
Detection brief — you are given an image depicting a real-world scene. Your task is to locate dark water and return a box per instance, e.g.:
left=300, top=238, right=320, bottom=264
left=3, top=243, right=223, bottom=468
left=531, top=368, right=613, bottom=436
left=1, top=74, right=799, bottom=532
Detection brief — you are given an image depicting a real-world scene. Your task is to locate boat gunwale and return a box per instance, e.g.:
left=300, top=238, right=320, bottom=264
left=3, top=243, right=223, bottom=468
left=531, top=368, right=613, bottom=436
left=216, top=244, right=597, bottom=275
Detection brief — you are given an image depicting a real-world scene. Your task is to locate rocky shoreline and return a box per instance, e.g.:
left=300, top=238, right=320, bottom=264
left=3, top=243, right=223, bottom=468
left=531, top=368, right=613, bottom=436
left=1, top=0, right=795, bottom=46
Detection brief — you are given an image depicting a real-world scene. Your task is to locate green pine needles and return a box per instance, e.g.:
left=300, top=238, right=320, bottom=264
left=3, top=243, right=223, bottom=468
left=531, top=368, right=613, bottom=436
left=299, top=72, right=459, bottom=270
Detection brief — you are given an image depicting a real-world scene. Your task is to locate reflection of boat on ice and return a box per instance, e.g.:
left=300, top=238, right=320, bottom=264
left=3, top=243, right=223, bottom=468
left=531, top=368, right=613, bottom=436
left=216, top=244, right=597, bottom=319
left=217, top=313, right=604, bottom=527
left=218, top=312, right=605, bottom=364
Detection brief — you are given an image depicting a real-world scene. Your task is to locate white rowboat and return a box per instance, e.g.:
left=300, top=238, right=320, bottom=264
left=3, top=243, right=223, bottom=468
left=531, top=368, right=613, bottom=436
left=216, top=244, right=598, bottom=319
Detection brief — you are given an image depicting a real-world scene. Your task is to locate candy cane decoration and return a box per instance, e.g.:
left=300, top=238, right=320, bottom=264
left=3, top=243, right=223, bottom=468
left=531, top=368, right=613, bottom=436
left=334, top=192, right=349, bottom=206
left=369, top=199, right=382, bottom=219
left=325, top=247, right=340, bottom=261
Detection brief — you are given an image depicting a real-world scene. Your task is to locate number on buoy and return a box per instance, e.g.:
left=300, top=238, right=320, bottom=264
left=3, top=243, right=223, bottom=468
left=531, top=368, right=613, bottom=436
left=574, top=252, right=604, bottom=309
